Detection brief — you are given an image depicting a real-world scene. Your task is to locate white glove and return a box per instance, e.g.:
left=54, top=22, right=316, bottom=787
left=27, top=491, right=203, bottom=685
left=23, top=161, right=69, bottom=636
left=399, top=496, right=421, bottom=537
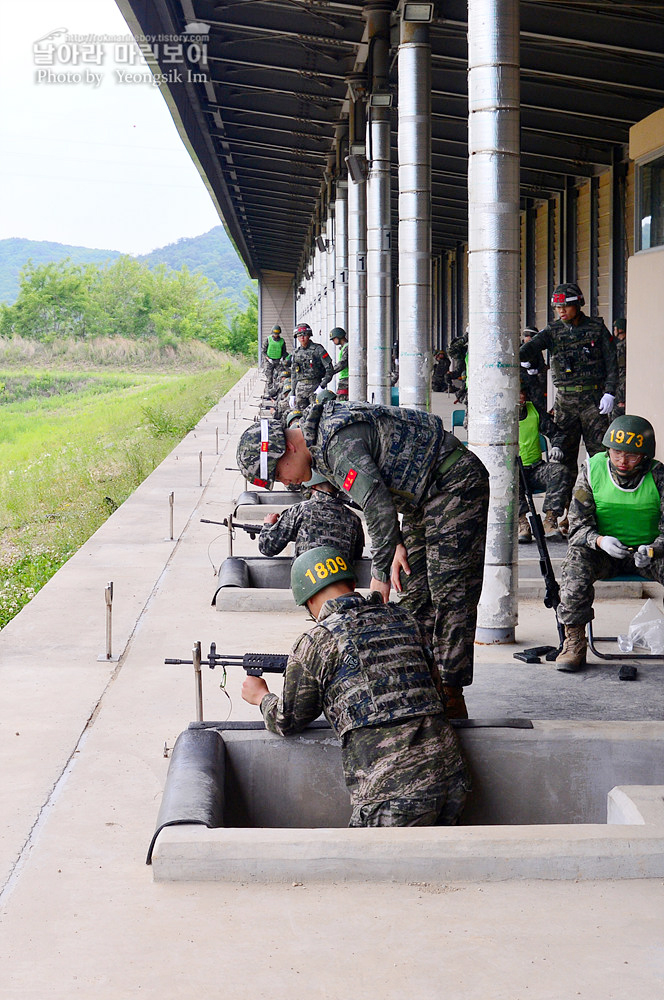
left=598, top=393, right=615, bottom=415
left=289, top=395, right=296, bottom=408
left=634, top=544, right=654, bottom=569
left=598, top=535, right=631, bottom=560
left=520, top=362, right=537, bottom=375
left=549, top=446, right=565, bottom=462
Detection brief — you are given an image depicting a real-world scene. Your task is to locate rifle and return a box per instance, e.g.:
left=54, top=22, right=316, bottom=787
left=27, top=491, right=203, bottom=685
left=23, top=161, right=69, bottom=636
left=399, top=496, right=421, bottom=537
left=514, top=456, right=566, bottom=663
left=201, top=516, right=261, bottom=539
left=165, top=642, right=288, bottom=721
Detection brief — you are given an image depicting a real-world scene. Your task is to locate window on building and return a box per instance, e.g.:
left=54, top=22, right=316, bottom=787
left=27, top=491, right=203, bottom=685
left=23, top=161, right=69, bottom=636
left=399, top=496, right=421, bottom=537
left=637, top=153, right=664, bottom=250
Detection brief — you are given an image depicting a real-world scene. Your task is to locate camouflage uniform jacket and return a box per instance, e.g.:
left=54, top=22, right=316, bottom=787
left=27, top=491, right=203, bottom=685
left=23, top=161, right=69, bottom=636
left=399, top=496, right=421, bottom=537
left=291, top=341, right=334, bottom=394
left=260, top=592, right=465, bottom=809
left=258, top=491, right=365, bottom=561
left=520, top=313, right=617, bottom=393
left=300, top=400, right=461, bottom=580
left=330, top=342, right=348, bottom=377
left=567, top=458, right=664, bottom=552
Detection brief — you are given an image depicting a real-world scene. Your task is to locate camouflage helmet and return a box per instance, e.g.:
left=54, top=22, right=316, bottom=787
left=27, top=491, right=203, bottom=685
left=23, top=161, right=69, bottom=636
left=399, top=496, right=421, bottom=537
left=330, top=326, right=347, bottom=341
left=294, top=322, right=312, bottom=338
left=316, top=388, right=336, bottom=403
left=613, top=317, right=626, bottom=333
left=602, top=415, right=656, bottom=460
left=551, top=282, right=585, bottom=308
left=285, top=408, right=302, bottom=429
left=302, top=470, right=330, bottom=488
left=271, top=325, right=282, bottom=336
left=236, top=418, right=286, bottom=489
left=290, top=545, right=356, bottom=606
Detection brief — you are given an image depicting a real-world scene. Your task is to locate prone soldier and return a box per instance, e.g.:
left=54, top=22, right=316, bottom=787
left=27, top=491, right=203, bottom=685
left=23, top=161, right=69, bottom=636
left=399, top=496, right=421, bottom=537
left=258, top=472, right=365, bottom=564
left=241, top=546, right=470, bottom=827
left=237, top=400, right=489, bottom=719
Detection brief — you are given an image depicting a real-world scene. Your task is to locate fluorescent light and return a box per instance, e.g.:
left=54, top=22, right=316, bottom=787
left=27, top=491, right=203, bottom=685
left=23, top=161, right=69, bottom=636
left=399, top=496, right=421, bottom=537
left=403, top=3, right=434, bottom=22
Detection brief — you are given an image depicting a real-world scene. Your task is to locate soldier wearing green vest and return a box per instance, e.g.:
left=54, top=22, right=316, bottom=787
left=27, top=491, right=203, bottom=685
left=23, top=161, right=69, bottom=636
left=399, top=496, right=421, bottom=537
left=329, top=326, right=349, bottom=398
left=262, top=325, right=288, bottom=395
left=556, top=414, right=664, bottom=671
left=518, top=387, right=574, bottom=544
left=241, top=546, right=469, bottom=827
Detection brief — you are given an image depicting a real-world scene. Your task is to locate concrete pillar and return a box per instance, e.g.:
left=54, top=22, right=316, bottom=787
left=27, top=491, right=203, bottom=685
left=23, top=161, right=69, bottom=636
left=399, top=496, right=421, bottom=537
left=467, top=0, right=521, bottom=643
left=398, top=15, right=431, bottom=411
left=365, top=2, right=392, bottom=405
left=346, top=76, right=368, bottom=401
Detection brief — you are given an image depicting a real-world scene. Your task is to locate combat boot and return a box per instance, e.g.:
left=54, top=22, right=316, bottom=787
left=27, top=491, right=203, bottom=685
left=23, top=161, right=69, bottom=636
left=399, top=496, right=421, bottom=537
left=443, top=685, right=468, bottom=720
left=556, top=624, right=587, bottom=672
left=518, top=514, right=532, bottom=544
left=543, top=510, right=564, bottom=544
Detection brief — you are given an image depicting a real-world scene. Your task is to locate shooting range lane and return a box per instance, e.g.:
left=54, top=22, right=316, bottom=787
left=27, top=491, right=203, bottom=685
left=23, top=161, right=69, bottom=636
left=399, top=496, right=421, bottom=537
left=1, top=374, right=664, bottom=998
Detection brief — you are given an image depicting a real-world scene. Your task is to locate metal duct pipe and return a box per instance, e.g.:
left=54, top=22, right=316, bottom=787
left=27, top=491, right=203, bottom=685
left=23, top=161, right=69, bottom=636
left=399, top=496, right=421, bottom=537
left=467, top=0, right=521, bottom=644
left=326, top=204, right=335, bottom=334
left=398, top=16, right=431, bottom=411
left=347, top=77, right=368, bottom=401
left=365, top=2, right=392, bottom=405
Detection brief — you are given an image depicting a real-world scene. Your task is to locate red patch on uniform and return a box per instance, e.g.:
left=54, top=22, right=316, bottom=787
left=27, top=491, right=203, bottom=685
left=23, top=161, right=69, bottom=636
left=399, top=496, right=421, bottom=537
left=253, top=477, right=268, bottom=487
left=343, top=468, right=357, bottom=491
left=322, top=352, right=329, bottom=359
left=260, top=441, right=269, bottom=452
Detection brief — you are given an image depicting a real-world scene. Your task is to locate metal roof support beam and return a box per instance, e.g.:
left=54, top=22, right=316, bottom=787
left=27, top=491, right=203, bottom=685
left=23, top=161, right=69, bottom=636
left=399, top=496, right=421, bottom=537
left=334, top=123, right=349, bottom=344
left=398, top=12, right=432, bottom=412
left=365, top=2, right=393, bottom=406
left=468, top=0, right=520, bottom=645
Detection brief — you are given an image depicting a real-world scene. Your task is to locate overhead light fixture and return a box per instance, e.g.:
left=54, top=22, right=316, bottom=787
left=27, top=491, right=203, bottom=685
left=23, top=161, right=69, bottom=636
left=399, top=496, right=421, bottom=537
left=369, top=90, right=393, bottom=108
left=316, top=235, right=328, bottom=253
left=345, top=153, right=367, bottom=184
left=402, top=3, right=434, bottom=21
left=346, top=73, right=367, bottom=103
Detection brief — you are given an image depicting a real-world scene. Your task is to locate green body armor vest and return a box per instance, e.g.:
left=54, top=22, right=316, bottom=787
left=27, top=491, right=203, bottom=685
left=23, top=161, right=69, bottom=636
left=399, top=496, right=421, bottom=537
left=519, top=401, right=542, bottom=467
left=589, top=453, right=660, bottom=547
left=266, top=337, right=284, bottom=360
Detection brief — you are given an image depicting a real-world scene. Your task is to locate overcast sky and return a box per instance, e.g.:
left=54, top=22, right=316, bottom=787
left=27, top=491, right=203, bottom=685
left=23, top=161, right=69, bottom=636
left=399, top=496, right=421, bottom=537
left=0, top=0, right=222, bottom=255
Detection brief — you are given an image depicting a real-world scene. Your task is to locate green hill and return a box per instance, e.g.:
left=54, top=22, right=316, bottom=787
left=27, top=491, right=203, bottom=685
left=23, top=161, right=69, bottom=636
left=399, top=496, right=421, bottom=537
left=0, top=227, right=253, bottom=307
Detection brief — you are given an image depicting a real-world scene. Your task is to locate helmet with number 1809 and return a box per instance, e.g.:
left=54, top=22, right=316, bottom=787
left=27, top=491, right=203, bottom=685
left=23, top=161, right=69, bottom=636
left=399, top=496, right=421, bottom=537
left=290, top=545, right=356, bottom=606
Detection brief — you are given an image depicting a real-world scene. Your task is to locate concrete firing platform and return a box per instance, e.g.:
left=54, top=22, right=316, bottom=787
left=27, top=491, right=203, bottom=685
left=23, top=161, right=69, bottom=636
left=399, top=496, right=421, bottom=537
left=1, top=372, right=664, bottom=999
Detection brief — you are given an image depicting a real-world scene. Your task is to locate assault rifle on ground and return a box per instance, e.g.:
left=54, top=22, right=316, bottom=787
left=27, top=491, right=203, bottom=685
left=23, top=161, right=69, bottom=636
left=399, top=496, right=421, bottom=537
left=513, top=456, right=566, bottom=663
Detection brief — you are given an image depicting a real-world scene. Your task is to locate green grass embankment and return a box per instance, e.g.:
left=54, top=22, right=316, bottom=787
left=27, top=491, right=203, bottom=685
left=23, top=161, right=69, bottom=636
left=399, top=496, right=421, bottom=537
left=0, top=351, right=248, bottom=628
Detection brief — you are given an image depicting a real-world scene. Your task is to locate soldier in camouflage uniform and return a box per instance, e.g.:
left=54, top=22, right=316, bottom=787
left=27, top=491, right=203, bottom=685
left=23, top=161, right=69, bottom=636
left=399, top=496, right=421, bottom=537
left=290, top=322, right=334, bottom=413
left=236, top=400, right=490, bottom=719
left=329, top=327, right=349, bottom=398
left=612, top=318, right=627, bottom=420
left=261, top=325, right=289, bottom=396
left=241, top=546, right=470, bottom=827
left=518, top=387, right=574, bottom=544
left=519, top=326, right=548, bottom=412
left=556, top=415, right=664, bottom=671
left=520, top=283, right=618, bottom=510
left=258, top=475, right=365, bottom=563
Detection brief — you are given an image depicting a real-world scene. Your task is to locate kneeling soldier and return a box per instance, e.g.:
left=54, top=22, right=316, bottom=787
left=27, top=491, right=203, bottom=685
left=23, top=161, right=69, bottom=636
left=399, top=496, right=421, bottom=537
left=556, top=415, right=664, bottom=671
left=241, top=546, right=470, bottom=827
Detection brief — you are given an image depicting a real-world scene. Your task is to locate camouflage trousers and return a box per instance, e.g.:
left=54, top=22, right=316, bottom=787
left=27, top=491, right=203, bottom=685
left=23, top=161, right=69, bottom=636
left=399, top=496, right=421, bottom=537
left=553, top=388, right=610, bottom=501
left=519, top=459, right=575, bottom=517
left=399, top=449, right=490, bottom=689
left=524, top=373, right=548, bottom=412
left=335, top=377, right=348, bottom=397
left=346, top=714, right=470, bottom=827
left=263, top=360, right=280, bottom=396
left=558, top=545, right=664, bottom=625
left=294, top=379, right=319, bottom=412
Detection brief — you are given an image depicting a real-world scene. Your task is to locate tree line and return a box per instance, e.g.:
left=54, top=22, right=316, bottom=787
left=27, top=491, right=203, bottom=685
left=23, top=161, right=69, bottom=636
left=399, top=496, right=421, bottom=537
left=0, top=256, right=258, bottom=357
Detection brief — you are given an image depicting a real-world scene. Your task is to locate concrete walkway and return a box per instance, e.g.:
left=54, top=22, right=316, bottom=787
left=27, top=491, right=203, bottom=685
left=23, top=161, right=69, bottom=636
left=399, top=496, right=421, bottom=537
left=1, top=373, right=663, bottom=999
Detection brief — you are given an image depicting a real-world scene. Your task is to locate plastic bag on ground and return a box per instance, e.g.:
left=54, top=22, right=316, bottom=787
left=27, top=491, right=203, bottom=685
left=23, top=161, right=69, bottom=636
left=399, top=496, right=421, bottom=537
left=617, top=598, right=664, bottom=653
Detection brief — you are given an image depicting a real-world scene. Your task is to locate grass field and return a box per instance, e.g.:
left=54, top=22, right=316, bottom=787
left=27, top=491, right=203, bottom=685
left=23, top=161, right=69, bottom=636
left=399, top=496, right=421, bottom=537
left=0, top=349, right=248, bottom=628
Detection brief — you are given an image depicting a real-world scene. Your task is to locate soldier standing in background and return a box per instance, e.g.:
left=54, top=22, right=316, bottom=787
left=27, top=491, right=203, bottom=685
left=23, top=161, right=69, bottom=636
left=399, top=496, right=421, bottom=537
left=241, top=546, right=470, bottom=827
left=520, top=326, right=548, bottom=412
left=519, top=283, right=618, bottom=508
left=290, top=323, right=334, bottom=412
left=261, top=325, right=288, bottom=395
left=236, top=399, right=489, bottom=719
left=328, top=327, right=349, bottom=398
left=612, top=318, right=627, bottom=419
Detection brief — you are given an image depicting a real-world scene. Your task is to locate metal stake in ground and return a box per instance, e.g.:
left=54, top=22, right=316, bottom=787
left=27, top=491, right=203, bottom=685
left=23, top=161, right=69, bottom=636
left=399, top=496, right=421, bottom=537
left=169, top=491, right=174, bottom=540
left=97, top=581, right=118, bottom=661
